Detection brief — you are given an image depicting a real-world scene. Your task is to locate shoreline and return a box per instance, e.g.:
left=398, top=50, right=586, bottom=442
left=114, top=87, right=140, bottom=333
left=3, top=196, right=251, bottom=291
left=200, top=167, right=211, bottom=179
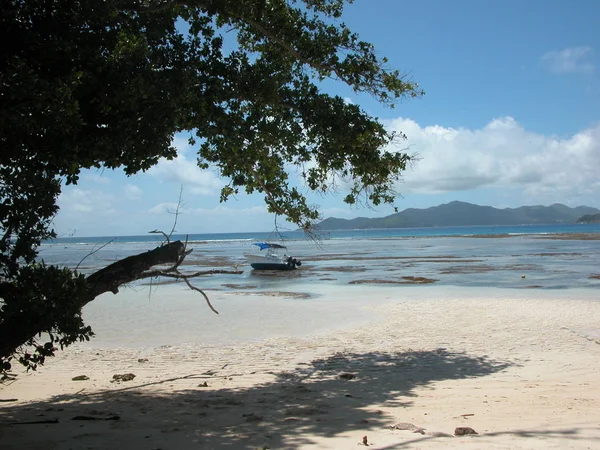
left=2, top=287, right=600, bottom=449
left=53, top=284, right=600, bottom=349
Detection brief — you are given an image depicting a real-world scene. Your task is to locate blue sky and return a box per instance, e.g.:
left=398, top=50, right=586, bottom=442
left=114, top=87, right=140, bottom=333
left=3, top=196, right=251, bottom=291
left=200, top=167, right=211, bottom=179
left=55, top=0, right=600, bottom=236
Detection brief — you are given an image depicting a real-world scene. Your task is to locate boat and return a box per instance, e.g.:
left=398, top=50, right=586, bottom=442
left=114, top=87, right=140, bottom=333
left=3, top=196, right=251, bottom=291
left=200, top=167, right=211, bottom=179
left=244, top=242, right=302, bottom=270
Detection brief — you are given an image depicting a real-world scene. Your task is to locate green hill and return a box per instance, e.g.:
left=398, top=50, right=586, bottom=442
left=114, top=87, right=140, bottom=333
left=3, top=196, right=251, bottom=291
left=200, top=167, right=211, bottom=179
left=576, top=213, right=600, bottom=224
left=317, top=201, right=600, bottom=230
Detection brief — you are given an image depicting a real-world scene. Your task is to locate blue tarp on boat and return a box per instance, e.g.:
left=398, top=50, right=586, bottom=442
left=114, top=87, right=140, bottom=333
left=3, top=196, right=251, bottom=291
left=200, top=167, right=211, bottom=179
left=253, top=242, right=287, bottom=250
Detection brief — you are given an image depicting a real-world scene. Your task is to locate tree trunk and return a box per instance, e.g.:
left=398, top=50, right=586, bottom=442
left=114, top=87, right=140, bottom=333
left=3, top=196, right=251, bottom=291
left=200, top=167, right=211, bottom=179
left=83, top=240, right=186, bottom=303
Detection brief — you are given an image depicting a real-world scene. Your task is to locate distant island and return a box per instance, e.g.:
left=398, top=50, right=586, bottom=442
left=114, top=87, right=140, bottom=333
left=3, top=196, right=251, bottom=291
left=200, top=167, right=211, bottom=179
left=316, top=201, right=600, bottom=230
left=576, top=213, right=600, bottom=224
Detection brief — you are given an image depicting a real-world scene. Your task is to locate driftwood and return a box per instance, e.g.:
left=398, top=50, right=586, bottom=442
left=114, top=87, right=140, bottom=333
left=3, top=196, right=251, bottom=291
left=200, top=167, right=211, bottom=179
left=5, top=419, right=59, bottom=425
left=84, top=240, right=186, bottom=302
left=0, top=240, right=235, bottom=361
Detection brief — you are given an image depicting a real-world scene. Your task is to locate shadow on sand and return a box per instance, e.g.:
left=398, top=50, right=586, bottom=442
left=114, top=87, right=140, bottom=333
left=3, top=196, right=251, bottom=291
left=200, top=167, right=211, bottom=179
left=2, top=348, right=524, bottom=449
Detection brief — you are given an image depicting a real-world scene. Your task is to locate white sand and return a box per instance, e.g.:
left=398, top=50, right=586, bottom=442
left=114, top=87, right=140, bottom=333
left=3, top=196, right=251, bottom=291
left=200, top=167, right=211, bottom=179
left=2, top=286, right=600, bottom=449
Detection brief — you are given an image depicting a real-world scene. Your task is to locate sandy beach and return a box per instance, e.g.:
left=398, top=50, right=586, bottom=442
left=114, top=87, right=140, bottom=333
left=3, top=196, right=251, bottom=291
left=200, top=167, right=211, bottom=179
left=2, top=285, right=600, bottom=449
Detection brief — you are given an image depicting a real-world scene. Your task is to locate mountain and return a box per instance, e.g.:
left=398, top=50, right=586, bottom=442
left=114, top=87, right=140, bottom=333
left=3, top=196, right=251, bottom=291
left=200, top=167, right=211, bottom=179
left=317, top=201, right=600, bottom=230
left=576, top=213, right=600, bottom=224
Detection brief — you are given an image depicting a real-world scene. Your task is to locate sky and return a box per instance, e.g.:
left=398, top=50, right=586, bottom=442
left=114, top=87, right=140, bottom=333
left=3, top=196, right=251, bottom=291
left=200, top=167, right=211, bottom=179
left=54, top=0, right=600, bottom=236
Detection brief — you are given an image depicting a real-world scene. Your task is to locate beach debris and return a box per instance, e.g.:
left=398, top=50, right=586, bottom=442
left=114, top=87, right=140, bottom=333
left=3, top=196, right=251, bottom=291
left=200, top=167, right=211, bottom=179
left=460, top=413, right=475, bottom=418
left=386, top=422, right=425, bottom=433
left=243, top=413, right=263, bottom=422
left=339, top=372, right=356, bottom=380
left=362, top=435, right=369, bottom=446
left=0, top=398, right=18, bottom=402
left=427, top=431, right=453, bottom=437
left=72, top=375, right=89, bottom=381
left=111, top=373, right=136, bottom=383
left=5, top=419, right=59, bottom=425
left=454, top=427, right=478, bottom=436
left=72, top=415, right=120, bottom=421
left=138, top=358, right=149, bottom=363
left=198, top=381, right=209, bottom=387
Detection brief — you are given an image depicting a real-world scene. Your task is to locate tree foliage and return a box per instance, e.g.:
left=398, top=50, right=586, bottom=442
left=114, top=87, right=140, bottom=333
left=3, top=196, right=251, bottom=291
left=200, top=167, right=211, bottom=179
left=0, top=0, right=422, bottom=372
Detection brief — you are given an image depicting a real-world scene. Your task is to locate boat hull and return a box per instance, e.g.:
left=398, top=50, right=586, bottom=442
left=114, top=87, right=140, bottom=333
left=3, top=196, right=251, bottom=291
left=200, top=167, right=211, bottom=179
left=249, top=261, right=294, bottom=270
left=244, top=253, right=297, bottom=270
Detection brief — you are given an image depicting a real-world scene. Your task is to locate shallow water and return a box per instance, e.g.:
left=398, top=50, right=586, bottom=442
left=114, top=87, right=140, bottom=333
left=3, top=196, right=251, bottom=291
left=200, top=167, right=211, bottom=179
left=35, top=228, right=600, bottom=348
left=39, top=233, right=600, bottom=291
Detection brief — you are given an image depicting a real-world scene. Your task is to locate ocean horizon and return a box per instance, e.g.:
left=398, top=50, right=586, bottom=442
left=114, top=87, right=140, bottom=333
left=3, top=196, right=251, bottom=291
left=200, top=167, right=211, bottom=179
left=46, top=221, right=600, bottom=245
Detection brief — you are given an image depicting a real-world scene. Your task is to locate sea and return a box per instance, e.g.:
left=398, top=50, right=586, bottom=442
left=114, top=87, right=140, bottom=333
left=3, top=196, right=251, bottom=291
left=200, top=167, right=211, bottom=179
left=39, top=222, right=600, bottom=290
left=33, top=223, right=600, bottom=348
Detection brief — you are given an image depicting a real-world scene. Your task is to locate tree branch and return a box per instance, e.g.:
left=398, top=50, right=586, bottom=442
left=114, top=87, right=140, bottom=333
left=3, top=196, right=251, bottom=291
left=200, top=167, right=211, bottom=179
left=240, top=16, right=349, bottom=84
left=84, top=240, right=187, bottom=303
left=0, top=239, right=239, bottom=361
left=75, top=237, right=117, bottom=271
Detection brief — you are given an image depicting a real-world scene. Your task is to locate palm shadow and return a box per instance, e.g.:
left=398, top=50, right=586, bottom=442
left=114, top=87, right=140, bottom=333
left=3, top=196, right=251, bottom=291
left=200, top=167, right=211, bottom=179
left=1, top=348, right=513, bottom=449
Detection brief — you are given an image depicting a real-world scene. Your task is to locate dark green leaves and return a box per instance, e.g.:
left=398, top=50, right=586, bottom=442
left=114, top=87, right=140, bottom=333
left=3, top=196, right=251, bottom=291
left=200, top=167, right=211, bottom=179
left=0, top=0, right=421, bottom=371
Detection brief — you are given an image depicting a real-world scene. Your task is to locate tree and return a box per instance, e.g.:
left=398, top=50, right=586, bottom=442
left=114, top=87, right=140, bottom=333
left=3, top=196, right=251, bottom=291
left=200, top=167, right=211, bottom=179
left=0, top=0, right=423, bottom=373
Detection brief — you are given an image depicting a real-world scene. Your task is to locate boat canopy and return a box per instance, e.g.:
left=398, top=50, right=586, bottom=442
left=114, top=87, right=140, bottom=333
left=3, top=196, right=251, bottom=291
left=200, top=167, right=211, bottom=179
left=253, top=242, right=287, bottom=250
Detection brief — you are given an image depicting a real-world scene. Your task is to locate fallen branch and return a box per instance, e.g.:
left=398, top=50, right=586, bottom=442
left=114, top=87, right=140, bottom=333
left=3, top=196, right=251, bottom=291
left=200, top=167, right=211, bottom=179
left=84, top=240, right=187, bottom=302
left=1, top=239, right=240, bottom=361
left=143, top=269, right=243, bottom=278
left=5, top=419, right=59, bottom=425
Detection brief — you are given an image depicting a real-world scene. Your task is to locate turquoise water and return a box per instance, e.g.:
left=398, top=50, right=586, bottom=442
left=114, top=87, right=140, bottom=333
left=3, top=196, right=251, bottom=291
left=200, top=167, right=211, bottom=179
left=45, top=222, right=600, bottom=245
left=38, top=223, right=600, bottom=291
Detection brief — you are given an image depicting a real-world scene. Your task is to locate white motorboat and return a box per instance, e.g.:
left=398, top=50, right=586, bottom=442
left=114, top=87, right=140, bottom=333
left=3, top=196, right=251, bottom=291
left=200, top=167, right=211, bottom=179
left=244, top=242, right=302, bottom=270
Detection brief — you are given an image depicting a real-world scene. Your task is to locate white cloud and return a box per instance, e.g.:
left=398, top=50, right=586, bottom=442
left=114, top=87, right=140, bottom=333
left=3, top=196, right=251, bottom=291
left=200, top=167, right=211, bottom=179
left=541, top=46, right=594, bottom=74
left=148, top=146, right=223, bottom=196
left=146, top=203, right=271, bottom=232
left=148, top=202, right=180, bottom=214
left=148, top=203, right=266, bottom=216
left=124, top=184, right=143, bottom=200
left=171, top=134, right=196, bottom=156
left=386, top=117, right=600, bottom=205
left=57, top=188, right=116, bottom=214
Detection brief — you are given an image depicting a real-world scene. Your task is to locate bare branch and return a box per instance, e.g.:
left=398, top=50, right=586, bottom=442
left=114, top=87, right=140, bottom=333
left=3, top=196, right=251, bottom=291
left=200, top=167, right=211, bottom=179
left=149, top=229, right=170, bottom=242
left=75, top=237, right=117, bottom=271
left=166, top=185, right=184, bottom=239
left=181, top=275, right=219, bottom=314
